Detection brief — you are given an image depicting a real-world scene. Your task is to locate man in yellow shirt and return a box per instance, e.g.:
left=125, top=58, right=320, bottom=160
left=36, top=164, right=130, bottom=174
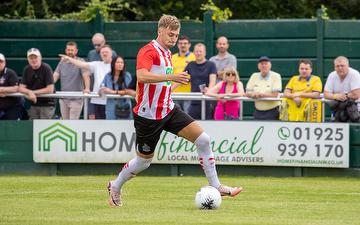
left=172, top=35, right=195, bottom=113
left=282, top=59, right=323, bottom=122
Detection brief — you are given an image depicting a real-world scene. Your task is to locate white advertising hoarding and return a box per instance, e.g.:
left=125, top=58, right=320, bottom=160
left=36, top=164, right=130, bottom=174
left=33, top=120, right=349, bottom=168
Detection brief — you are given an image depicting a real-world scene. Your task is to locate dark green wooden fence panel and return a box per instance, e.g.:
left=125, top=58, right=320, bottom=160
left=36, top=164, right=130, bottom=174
left=105, top=22, right=157, bottom=40
left=0, top=20, right=93, bottom=38
left=0, top=121, right=32, bottom=162
left=324, top=40, right=360, bottom=58
left=325, top=20, right=360, bottom=39
left=0, top=40, right=92, bottom=57
left=349, top=124, right=360, bottom=168
left=229, top=40, right=317, bottom=58
left=216, top=20, right=316, bottom=39
left=105, top=21, right=203, bottom=40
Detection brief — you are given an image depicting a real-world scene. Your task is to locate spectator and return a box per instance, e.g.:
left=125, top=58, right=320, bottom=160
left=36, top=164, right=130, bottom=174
left=206, top=67, right=244, bottom=120
left=246, top=56, right=282, bottom=120
left=185, top=43, right=217, bottom=119
left=59, top=45, right=113, bottom=119
left=19, top=48, right=55, bottom=119
left=282, top=59, right=322, bottom=122
left=88, top=33, right=118, bottom=62
left=324, top=56, right=360, bottom=122
left=172, top=35, right=195, bottom=113
left=99, top=56, right=136, bottom=119
left=53, top=41, right=90, bottom=119
left=0, top=53, right=22, bottom=120
left=209, top=36, right=237, bottom=82
left=87, top=33, right=117, bottom=119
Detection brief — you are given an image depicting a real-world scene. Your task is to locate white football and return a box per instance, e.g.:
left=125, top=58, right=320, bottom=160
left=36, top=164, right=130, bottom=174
left=195, top=186, right=222, bottom=209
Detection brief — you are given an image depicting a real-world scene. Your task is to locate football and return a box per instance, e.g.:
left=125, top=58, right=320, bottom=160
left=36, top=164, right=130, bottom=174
left=195, top=186, right=222, bottom=209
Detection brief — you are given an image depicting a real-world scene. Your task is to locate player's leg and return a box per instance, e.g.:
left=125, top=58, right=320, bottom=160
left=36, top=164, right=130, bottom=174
left=110, top=152, right=153, bottom=192
left=178, top=121, right=243, bottom=197
left=178, top=121, right=221, bottom=187
left=163, top=106, right=222, bottom=187
left=108, top=151, right=153, bottom=206
left=108, top=114, right=163, bottom=206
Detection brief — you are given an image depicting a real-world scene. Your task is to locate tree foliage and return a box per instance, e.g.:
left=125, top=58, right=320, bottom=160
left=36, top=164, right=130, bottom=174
left=1, top=0, right=360, bottom=21
left=60, top=0, right=142, bottom=22
left=200, top=0, right=232, bottom=22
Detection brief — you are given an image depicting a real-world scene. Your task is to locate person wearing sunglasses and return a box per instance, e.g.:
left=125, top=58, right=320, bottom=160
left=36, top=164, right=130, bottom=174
left=206, top=67, right=244, bottom=120
left=87, top=33, right=117, bottom=62
left=86, top=33, right=118, bottom=119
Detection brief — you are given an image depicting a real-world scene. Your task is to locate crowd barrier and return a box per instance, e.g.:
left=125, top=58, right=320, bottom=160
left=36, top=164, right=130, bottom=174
left=6, top=92, right=333, bottom=121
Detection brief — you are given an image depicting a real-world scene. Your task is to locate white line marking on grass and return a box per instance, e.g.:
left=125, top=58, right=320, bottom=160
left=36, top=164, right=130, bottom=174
left=0, top=190, right=102, bottom=196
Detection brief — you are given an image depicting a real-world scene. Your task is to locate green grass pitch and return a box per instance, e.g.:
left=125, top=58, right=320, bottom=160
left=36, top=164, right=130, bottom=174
left=0, top=175, right=359, bottom=225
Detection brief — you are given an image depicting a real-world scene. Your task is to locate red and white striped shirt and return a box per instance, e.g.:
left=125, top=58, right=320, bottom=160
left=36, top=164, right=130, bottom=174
left=134, top=40, right=175, bottom=120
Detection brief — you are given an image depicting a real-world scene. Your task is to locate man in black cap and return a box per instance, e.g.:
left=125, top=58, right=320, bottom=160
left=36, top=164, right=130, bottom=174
left=0, top=53, right=22, bottom=120
left=245, top=56, right=282, bottom=120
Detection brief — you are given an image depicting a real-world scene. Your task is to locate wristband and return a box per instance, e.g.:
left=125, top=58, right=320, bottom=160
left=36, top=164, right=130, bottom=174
left=333, top=94, right=337, bottom=100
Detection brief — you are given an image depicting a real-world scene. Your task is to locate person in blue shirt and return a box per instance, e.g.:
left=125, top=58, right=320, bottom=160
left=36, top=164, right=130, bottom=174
left=99, top=56, right=135, bottom=119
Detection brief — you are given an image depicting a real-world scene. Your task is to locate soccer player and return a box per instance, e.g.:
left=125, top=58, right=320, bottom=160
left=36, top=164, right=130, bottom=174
left=107, top=15, right=243, bottom=207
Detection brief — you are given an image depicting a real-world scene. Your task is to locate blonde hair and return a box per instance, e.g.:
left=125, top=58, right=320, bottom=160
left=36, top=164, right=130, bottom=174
left=223, top=67, right=240, bottom=83
left=194, top=42, right=206, bottom=51
left=158, top=15, right=181, bottom=30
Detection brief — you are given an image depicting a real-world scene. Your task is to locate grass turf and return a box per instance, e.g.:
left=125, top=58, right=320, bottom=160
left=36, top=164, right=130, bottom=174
left=0, top=176, right=359, bottom=225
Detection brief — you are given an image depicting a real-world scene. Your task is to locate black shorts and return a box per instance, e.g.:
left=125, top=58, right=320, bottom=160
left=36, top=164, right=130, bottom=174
left=134, top=105, right=195, bottom=155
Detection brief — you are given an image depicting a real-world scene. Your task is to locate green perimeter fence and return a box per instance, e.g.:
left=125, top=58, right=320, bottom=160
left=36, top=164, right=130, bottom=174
left=0, top=121, right=359, bottom=177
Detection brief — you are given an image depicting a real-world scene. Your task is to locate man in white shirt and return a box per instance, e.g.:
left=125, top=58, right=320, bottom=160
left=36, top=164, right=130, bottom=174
left=324, top=56, right=360, bottom=110
left=324, top=56, right=360, bottom=122
left=59, top=45, right=113, bottom=119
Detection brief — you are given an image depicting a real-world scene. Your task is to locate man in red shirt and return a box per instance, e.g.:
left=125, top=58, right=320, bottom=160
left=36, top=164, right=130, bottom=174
left=107, top=15, right=243, bottom=207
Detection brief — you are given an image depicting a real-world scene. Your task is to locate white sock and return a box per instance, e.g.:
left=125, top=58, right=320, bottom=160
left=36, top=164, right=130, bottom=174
left=195, top=132, right=221, bottom=188
left=112, top=156, right=152, bottom=191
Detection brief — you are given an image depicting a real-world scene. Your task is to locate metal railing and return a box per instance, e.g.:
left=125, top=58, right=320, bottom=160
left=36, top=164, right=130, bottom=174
left=6, top=91, right=331, bottom=121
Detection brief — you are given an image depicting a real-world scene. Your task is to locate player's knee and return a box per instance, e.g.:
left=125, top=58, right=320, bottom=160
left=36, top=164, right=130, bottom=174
left=194, top=132, right=210, bottom=151
left=130, top=155, right=153, bottom=174
left=137, top=156, right=152, bottom=170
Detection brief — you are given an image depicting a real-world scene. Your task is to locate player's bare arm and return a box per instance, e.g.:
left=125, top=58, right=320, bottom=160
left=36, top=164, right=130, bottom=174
left=137, top=68, right=189, bottom=84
